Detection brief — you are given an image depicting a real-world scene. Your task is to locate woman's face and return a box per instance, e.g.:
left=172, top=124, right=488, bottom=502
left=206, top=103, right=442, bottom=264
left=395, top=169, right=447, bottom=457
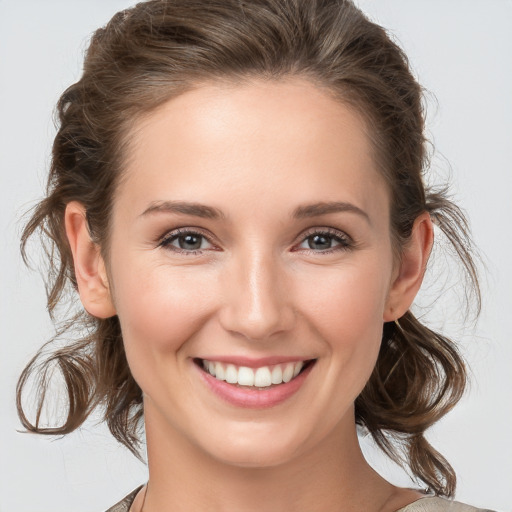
left=107, top=78, right=399, bottom=467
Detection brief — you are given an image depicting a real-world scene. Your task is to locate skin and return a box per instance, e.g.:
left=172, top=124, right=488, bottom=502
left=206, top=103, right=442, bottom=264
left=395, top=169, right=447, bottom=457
left=65, top=78, right=433, bottom=512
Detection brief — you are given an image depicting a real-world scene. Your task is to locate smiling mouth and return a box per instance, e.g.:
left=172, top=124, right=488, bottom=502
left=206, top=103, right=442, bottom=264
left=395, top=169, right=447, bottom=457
left=193, top=358, right=316, bottom=389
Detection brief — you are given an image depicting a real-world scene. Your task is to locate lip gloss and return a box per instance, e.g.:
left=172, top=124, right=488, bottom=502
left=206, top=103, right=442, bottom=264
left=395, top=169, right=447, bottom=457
left=194, top=360, right=315, bottom=409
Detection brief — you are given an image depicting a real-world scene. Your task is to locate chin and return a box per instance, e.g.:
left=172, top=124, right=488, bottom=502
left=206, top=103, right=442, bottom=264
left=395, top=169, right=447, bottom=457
left=210, top=443, right=298, bottom=469
left=198, top=424, right=307, bottom=469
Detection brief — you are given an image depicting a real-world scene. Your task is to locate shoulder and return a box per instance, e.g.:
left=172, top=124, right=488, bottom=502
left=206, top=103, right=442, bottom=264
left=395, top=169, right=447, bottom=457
left=397, top=496, right=496, bottom=512
left=104, top=486, right=143, bottom=512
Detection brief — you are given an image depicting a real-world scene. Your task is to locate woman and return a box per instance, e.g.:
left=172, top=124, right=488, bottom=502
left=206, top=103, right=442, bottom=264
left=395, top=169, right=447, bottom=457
left=15, top=1, right=498, bottom=511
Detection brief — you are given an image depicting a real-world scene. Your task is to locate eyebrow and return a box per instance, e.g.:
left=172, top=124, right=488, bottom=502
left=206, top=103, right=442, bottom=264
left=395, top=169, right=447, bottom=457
left=292, top=201, right=370, bottom=223
left=140, top=200, right=369, bottom=223
left=140, top=200, right=225, bottom=220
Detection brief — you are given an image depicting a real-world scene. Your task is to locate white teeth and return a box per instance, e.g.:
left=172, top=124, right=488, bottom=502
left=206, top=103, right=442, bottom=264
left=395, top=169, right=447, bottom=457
left=200, top=359, right=308, bottom=388
left=254, top=367, right=272, bottom=387
left=271, top=365, right=283, bottom=384
left=214, top=362, right=225, bottom=381
left=282, top=363, right=294, bottom=383
left=238, top=367, right=255, bottom=386
left=225, top=364, right=238, bottom=384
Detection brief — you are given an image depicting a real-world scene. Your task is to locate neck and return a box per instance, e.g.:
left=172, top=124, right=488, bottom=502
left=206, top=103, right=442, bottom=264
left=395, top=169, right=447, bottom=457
left=141, top=403, right=397, bottom=512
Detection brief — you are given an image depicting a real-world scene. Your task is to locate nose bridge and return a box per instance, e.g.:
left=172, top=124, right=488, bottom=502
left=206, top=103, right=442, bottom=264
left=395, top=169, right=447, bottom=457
left=220, top=244, right=294, bottom=341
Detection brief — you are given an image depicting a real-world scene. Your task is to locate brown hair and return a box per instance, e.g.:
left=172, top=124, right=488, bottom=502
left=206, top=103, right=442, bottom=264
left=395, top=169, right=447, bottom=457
left=18, top=0, right=480, bottom=497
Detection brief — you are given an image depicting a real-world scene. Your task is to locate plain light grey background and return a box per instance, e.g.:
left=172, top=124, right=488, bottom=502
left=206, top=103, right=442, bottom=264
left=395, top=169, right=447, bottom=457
left=1, top=1, right=511, bottom=511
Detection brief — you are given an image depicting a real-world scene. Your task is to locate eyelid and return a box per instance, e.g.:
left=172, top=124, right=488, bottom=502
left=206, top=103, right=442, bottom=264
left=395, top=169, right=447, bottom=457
left=157, top=226, right=354, bottom=255
left=292, top=227, right=354, bottom=253
left=299, top=226, right=351, bottom=240
left=157, top=227, right=218, bottom=253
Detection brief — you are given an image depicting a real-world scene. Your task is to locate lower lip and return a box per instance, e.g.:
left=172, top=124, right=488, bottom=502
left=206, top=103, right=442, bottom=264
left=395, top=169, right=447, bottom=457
left=195, top=360, right=315, bottom=409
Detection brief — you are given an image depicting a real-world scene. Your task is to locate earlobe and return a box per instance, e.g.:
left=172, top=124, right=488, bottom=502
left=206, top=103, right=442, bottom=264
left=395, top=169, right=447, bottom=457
left=383, top=212, right=434, bottom=322
left=64, top=201, right=116, bottom=319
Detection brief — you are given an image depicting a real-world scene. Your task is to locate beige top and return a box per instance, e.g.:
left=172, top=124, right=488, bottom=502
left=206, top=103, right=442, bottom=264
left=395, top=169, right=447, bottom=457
left=396, top=496, right=495, bottom=511
left=105, top=488, right=496, bottom=512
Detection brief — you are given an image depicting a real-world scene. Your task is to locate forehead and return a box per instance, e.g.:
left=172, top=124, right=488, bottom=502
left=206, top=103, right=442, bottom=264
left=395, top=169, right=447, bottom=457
left=117, top=77, right=388, bottom=223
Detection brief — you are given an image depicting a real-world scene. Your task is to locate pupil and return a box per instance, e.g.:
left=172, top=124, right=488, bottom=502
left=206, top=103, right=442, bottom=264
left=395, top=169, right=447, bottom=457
left=309, top=234, right=331, bottom=250
left=179, top=234, right=201, bottom=250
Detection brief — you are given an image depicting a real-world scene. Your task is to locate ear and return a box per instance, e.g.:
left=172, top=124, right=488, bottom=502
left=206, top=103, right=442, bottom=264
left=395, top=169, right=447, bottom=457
left=383, top=212, right=434, bottom=322
left=64, top=201, right=116, bottom=318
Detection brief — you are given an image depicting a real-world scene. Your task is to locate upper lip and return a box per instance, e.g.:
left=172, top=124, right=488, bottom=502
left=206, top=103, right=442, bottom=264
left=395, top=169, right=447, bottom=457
left=195, top=356, right=315, bottom=368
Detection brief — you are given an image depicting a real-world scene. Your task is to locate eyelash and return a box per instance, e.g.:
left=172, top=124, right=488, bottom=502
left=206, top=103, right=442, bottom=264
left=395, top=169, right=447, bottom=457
left=294, top=227, right=353, bottom=254
left=157, top=227, right=353, bottom=256
left=158, top=228, right=216, bottom=255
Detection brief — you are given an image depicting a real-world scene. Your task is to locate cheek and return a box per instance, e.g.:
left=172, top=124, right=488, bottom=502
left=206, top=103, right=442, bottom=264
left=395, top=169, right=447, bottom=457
left=299, top=258, right=390, bottom=333
left=110, top=258, right=216, bottom=364
left=295, top=257, right=391, bottom=387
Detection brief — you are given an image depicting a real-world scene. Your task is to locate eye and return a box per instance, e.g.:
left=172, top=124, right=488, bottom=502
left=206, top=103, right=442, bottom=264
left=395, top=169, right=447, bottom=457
left=159, top=228, right=215, bottom=254
left=296, top=228, right=352, bottom=253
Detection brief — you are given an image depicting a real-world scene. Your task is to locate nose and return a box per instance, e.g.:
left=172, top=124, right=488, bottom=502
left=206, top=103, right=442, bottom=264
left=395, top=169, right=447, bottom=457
left=219, top=249, right=295, bottom=342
